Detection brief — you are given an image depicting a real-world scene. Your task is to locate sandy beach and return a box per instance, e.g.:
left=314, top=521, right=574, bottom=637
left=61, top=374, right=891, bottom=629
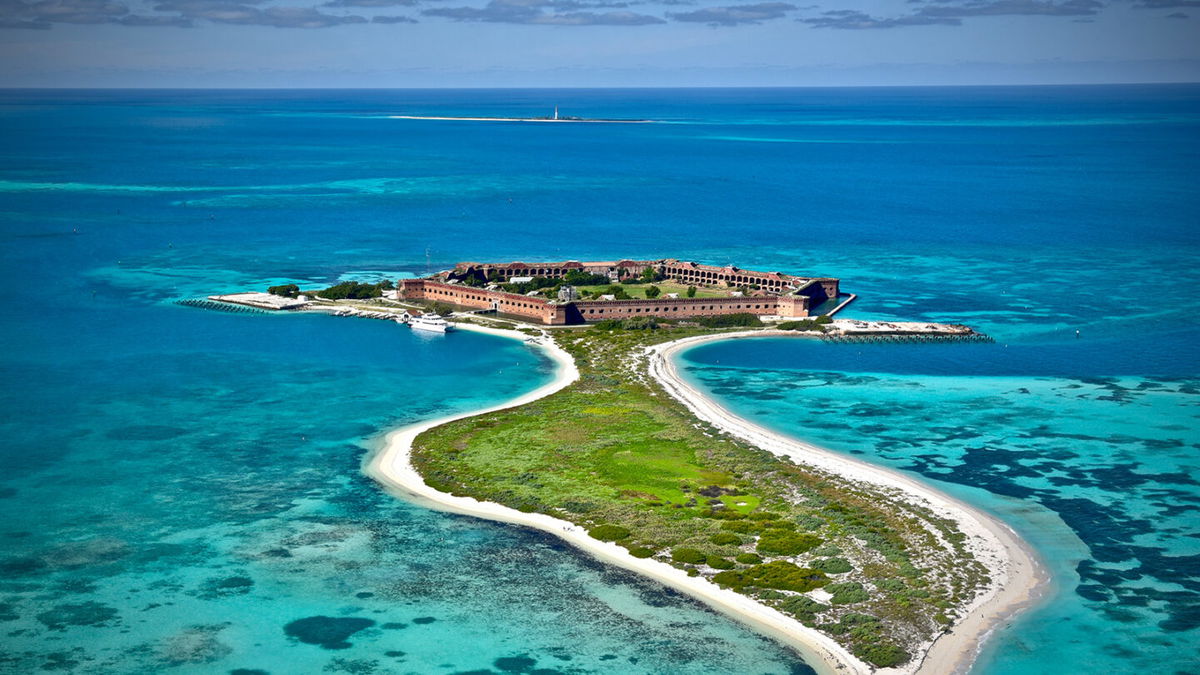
left=366, top=324, right=1047, bottom=675
left=647, top=331, right=1050, bottom=675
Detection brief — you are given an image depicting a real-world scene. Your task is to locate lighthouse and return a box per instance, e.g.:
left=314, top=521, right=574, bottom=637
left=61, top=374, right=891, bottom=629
left=554, top=105, right=559, bottom=120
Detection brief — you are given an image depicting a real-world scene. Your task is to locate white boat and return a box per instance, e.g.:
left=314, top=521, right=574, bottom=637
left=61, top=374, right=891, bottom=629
left=408, top=313, right=453, bottom=333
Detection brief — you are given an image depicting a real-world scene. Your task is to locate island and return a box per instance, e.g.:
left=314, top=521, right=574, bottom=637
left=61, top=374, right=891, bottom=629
left=196, top=257, right=1046, bottom=674
left=387, top=107, right=651, bottom=124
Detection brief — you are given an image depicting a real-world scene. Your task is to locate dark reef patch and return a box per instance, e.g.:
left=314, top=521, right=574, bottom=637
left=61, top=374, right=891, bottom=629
left=494, top=654, right=537, bottom=672
left=411, top=616, right=436, bottom=625
left=35, top=602, right=119, bottom=630
left=283, top=616, right=375, bottom=650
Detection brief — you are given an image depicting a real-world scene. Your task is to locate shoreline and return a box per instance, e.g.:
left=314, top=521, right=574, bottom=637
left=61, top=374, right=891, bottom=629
left=365, top=323, right=867, bottom=675
left=365, top=323, right=1048, bottom=675
left=647, top=331, right=1050, bottom=675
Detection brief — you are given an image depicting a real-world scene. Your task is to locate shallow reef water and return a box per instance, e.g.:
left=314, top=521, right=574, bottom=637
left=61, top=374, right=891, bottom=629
left=1, top=86, right=1198, bottom=674
left=680, top=339, right=1200, bottom=674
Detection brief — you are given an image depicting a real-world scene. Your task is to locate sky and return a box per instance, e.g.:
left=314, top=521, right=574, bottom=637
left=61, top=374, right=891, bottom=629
left=0, top=0, right=1197, bottom=86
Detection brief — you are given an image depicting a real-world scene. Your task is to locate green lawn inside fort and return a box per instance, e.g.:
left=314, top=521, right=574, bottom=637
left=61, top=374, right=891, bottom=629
left=409, top=323, right=990, bottom=669
left=571, top=281, right=730, bottom=299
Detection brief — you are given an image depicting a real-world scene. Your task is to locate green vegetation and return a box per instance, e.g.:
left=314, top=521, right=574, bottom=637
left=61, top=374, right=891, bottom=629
left=756, top=530, right=822, bottom=556
left=501, top=276, right=558, bottom=295
left=588, top=524, right=631, bottom=541
left=777, top=315, right=834, bottom=332
left=709, top=532, right=742, bottom=546
left=563, top=269, right=610, bottom=286
left=314, top=280, right=393, bottom=300
left=827, top=581, right=870, bottom=605
left=671, top=548, right=707, bottom=564
left=713, top=561, right=828, bottom=593
left=813, top=557, right=854, bottom=574
left=592, top=316, right=660, bottom=331
left=574, top=281, right=727, bottom=300
left=686, top=285, right=697, bottom=298
left=409, top=326, right=991, bottom=667
left=644, top=285, right=662, bottom=299
left=267, top=283, right=300, bottom=298
left=707, top=555, right=736, bottom=570
left=694, top=313, right=763, bottom=328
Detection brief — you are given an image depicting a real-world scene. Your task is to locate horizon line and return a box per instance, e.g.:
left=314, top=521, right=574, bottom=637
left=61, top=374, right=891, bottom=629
left=3, top=81, right=1200, bottom=91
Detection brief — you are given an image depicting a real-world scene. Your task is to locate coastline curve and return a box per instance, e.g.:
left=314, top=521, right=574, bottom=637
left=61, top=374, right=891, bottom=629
left=647, top=331, right=1051, bottom=675
left=364, top=323, right=869, bottom=675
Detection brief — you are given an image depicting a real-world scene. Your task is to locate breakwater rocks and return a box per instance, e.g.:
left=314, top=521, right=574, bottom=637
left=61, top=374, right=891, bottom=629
left=825, top=320, right=991, bottom=343
left=821, top=333, right=994, bottom=344
left=174, top=298, right=269, bottom=315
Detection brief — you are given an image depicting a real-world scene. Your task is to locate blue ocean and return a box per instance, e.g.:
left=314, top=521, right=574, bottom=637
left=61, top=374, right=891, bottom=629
left=0, top=86, right=1196, bottom=674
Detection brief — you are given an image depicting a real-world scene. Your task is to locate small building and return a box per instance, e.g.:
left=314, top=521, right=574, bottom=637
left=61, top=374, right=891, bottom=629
left=510, top=276, right=534, bottom=284
left=558, top=285, right=579, bottom=302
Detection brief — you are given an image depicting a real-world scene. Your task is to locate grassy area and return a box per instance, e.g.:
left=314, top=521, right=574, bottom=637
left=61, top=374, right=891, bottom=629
left=410, top=326, right=990, bottom=668
left=572, top=281, right=730, bottom=299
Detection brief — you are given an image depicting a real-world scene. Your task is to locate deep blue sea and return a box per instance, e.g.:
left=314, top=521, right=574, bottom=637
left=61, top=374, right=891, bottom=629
left=0, top=85, right=1197, bottom=674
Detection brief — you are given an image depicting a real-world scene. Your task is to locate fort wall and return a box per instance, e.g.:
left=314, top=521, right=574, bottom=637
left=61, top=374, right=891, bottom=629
left=407, top=258, right=836, bottom=325
left=399, top=279, right=568, bottom=324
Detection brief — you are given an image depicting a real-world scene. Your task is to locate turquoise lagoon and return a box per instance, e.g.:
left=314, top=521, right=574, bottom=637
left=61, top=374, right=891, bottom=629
left=1, top=86, right=1197, bottom=673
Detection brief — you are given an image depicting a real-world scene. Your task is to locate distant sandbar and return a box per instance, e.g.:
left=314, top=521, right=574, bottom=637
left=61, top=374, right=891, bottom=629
left=386, top=115, right=652, bottom=124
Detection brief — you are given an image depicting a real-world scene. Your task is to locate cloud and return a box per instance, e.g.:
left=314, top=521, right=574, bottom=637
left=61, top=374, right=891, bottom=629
left=800, top=8, right=958, bottom=27
left=323, top=0, right=415, bottom=7
left=912, top=0, right=1103, bottom=18
left=119, top=11, right=190, bottom=23
left=1132, top=0, right=1200, bottom=7
left=423, top=0, right=663, bottom=24
left=1, top=0, right=129, bottom=25
left=668, top=1, right=794, bottom=24
left=800, top=0, right=1102, bottom=28
left=152, top=0, right=367, bottom=26
left=371, top=11, right=415, bottom=20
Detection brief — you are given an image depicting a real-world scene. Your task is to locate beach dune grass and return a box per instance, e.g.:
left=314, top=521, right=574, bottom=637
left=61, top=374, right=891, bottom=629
left=410, top=327, right=993, bottom=668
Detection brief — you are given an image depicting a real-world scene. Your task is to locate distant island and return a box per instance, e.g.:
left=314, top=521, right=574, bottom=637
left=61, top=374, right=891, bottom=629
left=388, top=106, right=651, bottom=124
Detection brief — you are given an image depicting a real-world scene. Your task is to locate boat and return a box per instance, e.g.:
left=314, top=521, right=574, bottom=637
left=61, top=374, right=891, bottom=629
left=408, top=313, right=454, bottom=333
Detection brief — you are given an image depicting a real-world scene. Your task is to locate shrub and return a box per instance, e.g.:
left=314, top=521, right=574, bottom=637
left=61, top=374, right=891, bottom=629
left=628, top=547, right=656, bottom=559
left=588, top=524, right=631, bottom=542
left=267, top=283, right=300, bottom=298
left=644, top=285, right=661, bottom=299
left=854, top=643, right=910, bottom=669
left=875, top=578, right=907, bottom=592
left=756, top=531, right=823, bottom=556
left=671, top=548, right=707, bottom=565
left=562, top=270, right=609, bottom=286
left=707, top=555, right=736, bottom=570
left=718, top=562, right=828, bottom=593
left=315, top=281, right=390, bottom=300
left=712, top=570, right=743, bottom=587
left=696, top=313, right=763, bottom=328
left=812, top=557, right=853, bottom=574
left=777, top=319, right=826, bottom=332
left=721, top=520, right=759, bottom=534
left=686, top=286, right=697, bottom=298
left=710, top=532, right=742, bottom=546
left=749, top=512, right=780, bottom=521
left=735, top=552, right=763, bottom=565
left=827, top=582, right=869, bottom=604
left=780, top=595, right=828, bottom=624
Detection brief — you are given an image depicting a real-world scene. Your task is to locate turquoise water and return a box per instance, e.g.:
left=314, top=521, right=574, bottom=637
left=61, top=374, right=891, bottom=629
left=1, top=86, right=1197, bottom=673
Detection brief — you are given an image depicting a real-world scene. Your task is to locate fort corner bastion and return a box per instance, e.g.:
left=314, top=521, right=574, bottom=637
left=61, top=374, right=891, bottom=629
left=398, top=258, right=841, bottom=325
